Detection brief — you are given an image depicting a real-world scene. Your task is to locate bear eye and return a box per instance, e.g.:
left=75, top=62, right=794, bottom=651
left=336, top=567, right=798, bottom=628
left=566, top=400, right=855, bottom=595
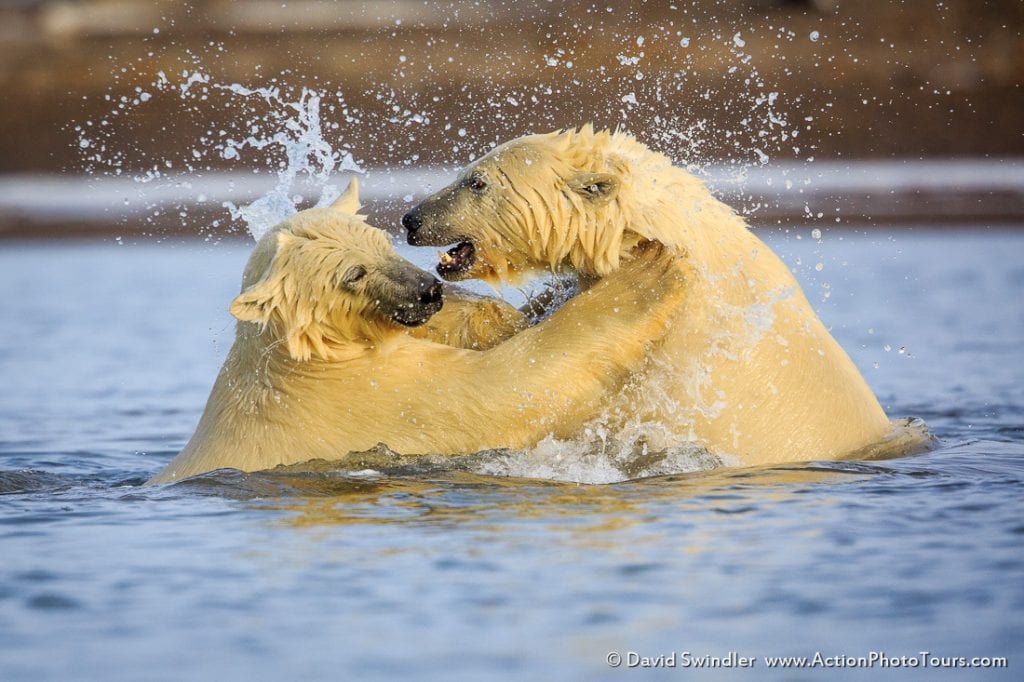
left=468, top=174, right=488, bottom=192
left=341, top=265, right=367, bottom=287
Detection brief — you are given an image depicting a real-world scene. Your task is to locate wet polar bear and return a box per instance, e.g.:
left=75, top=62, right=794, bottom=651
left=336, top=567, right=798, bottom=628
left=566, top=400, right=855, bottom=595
left=403, top=127, right=894, bottom=466
left=148, top=179, right=686, bottom=484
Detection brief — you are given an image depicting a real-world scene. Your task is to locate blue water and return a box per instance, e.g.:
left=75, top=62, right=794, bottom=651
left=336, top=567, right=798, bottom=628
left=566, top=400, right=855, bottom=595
left=1, top=229, right=1022, bottom=680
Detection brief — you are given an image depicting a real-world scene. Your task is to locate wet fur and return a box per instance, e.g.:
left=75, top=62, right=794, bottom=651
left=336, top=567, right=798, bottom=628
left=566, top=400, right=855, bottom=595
left=147, top=182, right=686, bottom=483
left=408, top=127, right=894, bottom=465
left=412, top=287, right=528, bottom=350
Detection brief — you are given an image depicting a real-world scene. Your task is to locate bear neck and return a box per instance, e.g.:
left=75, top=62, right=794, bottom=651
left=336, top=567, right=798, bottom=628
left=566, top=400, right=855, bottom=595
left=230, top=320, right=392, bottom=383
left=560, top=132, right=761, bottom=280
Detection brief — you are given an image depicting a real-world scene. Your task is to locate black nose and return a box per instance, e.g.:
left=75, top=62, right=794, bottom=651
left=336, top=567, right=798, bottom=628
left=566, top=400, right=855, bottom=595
left=418, top=277, right=443, bottom=305
left=402, top=208, right=422, bottom=234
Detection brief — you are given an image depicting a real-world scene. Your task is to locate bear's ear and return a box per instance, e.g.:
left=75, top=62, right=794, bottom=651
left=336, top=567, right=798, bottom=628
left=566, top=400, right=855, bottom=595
left=329, top=176, right=360, bottom=215
left=230, top=231, right=294, bottom=323
left=568, top=172, right=618, bottom=203
left=229, top=279, right=277, bottom=325
left=230, top=276, right=323, bottom=362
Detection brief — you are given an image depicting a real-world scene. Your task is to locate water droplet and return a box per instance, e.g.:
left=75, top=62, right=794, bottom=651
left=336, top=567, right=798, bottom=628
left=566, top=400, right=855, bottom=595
left=733, top=32, right=746, bottom=48
left=884, top=344, right=892, bottom=352
left=811, top=228, right=822, bottom=240
left=814, top=262, right=824, bottom=272
left=680, top=37, right=690, bottom=48
left=810, top=31, right=820, bottom=42
left=457, top=128, right=467, bottom=137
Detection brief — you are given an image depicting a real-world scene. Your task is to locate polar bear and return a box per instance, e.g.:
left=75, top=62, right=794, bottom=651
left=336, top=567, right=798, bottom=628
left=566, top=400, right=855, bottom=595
left=402, top=127, right=895, bottom=466
left=147, top=179, right=687, bottom=484
left=412, top=284, right=528, bottom=350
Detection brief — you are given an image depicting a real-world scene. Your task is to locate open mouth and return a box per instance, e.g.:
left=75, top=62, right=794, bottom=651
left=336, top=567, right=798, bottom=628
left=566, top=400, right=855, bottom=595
left=436, top=240, right=476, bottom=279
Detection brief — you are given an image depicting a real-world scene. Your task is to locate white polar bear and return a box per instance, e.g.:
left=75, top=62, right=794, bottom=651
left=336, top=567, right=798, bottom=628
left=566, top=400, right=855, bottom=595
left=403, top=127, right=899, bottom=466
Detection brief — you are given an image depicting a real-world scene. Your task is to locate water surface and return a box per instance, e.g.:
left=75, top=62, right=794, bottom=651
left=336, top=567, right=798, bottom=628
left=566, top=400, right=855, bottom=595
left=1, top=229, right=1022, bottom=680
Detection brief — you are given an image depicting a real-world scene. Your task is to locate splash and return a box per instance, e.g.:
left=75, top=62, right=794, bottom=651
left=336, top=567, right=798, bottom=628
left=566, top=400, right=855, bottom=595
left=75, top=70, right=363, bottom=241
left=72, top=11, right=836, bottom=244
left=215, top=84, right=362, bottom=240
left=234, top=440, right=725, bottom=486
left=475, top=433, right=725, bottom=484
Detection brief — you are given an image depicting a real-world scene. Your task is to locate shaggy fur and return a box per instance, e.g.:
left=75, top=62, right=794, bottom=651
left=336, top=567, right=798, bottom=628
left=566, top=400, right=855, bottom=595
left=405, top=127, right=894, bottom=465
left=147, top=180, right=686, bottom=484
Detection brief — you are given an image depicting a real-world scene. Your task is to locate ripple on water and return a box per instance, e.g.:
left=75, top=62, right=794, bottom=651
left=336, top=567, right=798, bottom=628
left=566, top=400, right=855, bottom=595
left=0, top=470, right=72, bottom=496
left=25, top=593, right=82, bottom=611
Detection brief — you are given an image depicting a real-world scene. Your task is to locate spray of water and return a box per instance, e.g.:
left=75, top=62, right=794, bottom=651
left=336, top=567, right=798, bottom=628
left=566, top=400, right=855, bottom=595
left=75, top=17, right=828, bottom=240
left=215, top=84, right=362, bottom=240
left=76, top=69, right=369, bottom=241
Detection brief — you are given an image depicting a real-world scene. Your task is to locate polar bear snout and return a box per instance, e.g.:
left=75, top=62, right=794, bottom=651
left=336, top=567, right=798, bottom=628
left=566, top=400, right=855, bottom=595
left=402, top=204, right=446, bottom=247
left=402, top=184, right=465, bottom=247
left=401, top=206, right=423, bottom=237
left=419, top=277, right=444, bottom=305
left=371, top=261, right=445, bottom=328
left=403, top=204, right=455, bottom=247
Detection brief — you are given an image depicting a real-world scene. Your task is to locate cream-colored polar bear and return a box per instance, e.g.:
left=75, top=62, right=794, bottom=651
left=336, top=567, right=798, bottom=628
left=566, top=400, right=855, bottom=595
left=403, top=127, right=894, bottom=466
left=412, top=284, right=528, bottom=350
left=147, top=180, right=686, bottom=484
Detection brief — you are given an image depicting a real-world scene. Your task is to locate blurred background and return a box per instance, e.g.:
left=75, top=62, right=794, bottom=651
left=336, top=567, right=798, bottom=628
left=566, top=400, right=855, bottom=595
left=0, top=0, right=1021, bottom=238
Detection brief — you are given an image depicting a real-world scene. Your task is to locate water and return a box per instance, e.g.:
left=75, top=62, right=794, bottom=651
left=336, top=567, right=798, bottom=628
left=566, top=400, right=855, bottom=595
left=2, top=229, right=1023, bottom=680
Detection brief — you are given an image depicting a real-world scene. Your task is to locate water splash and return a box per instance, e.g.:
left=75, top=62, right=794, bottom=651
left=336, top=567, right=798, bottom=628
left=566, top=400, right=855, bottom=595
left=213, top=440, right=725, bottom=486
left=477, top=433, right=725, bottom=484
left=70, top=11, right=838, bottom=246
left=215, top=84, right=362, bottom=240
left=75, top=71, right=363, bottom=241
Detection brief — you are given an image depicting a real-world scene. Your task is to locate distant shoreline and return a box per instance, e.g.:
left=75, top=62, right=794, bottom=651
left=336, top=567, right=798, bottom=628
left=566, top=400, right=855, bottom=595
left=2, top=159, right=1022, bottom=240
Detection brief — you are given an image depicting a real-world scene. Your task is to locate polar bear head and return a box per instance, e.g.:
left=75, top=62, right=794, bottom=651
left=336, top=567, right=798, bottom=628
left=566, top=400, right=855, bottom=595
left=402, top=126, right=669, bottom=284
left=231, top=179, right=444, bottom=360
